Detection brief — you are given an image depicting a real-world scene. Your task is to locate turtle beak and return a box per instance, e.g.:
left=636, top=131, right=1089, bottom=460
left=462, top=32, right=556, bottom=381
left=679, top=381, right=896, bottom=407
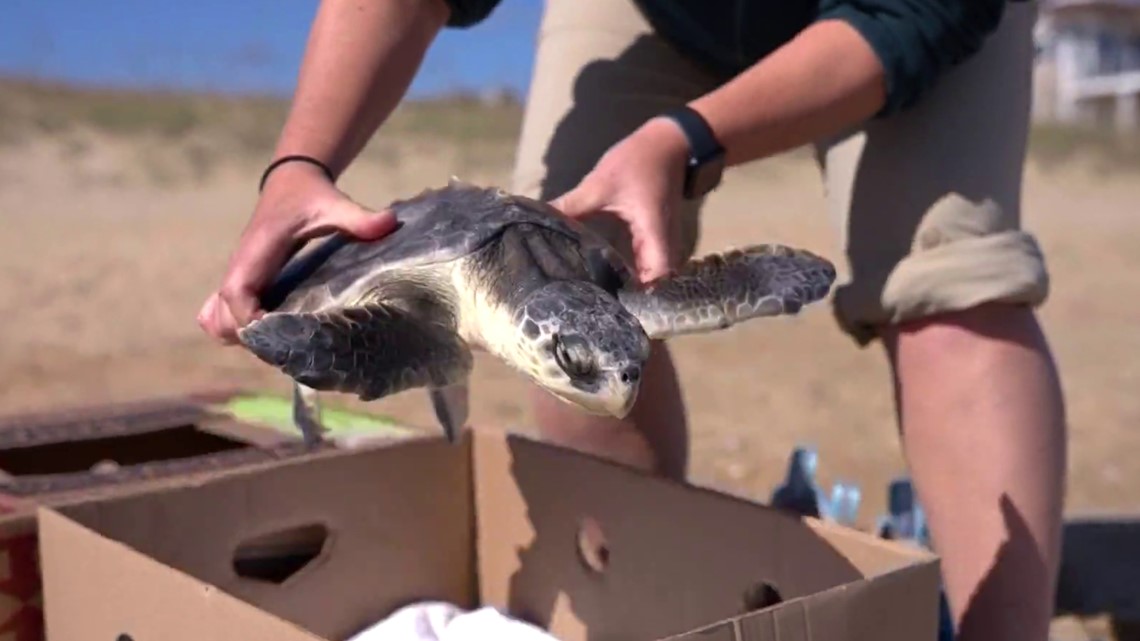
left=608, top=391, right=638, bottom=419
left=606, top=364, right=642, bottom=418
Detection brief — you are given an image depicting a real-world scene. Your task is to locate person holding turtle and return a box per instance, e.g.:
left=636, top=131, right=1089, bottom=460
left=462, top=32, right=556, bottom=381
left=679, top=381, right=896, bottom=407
left=197, top=1, right=1067, bottom=640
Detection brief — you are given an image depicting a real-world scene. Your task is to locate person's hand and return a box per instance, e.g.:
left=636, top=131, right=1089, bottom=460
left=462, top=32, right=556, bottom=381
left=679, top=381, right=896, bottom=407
left=197, top=161, right=398, bottom=344
left=550, top=116, right=690, bottom=283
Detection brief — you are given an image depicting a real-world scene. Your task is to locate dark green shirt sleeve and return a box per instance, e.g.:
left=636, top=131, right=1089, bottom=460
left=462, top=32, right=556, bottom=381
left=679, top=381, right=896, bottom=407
left=441, top=0, right=505, bottom=28
left=817, top=0, right=1009, bottom=116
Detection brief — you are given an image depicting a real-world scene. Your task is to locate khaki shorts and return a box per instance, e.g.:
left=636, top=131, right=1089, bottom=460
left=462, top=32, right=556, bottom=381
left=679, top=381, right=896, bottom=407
left=510, top=0, right=1049, bottom=345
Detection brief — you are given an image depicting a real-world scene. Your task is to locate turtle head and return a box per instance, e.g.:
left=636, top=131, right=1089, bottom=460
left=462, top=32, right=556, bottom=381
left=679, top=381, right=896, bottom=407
left=513, top=280, right=651, bottom=418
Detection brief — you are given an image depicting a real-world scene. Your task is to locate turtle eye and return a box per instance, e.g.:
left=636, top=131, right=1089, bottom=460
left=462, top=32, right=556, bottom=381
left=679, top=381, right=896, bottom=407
left=553, top=334, right=597, bottom=380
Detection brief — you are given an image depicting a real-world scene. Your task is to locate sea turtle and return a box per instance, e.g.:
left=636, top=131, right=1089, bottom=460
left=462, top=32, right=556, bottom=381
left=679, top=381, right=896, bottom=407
left=237, top=178, right=837, bottom=445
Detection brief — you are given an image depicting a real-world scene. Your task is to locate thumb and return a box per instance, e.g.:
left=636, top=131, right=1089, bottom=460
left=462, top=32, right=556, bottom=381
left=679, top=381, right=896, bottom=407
left=549, top=184, right=603, bottom=220
left=311, top=197, right=399, bottom=241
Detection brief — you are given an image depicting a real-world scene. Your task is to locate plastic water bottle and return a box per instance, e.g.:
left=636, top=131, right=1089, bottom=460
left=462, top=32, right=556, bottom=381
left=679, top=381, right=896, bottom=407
left=828, top=481, right=862, bottom=527
left=770, top=445, right=826, bottom=519
left=882, top=477, right=930, bottom=546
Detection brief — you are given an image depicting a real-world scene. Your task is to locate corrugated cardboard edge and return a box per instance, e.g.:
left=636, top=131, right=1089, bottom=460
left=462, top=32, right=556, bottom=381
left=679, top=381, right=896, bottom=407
left=36, top=507, right=324, bottom=641
left=657, top=550, right=941, bottom=641
left=801, top=517, right=938, bottom=577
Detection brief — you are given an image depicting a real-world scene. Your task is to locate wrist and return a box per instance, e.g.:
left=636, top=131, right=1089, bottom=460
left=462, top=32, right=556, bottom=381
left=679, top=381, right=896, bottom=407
left=649, top=105, right=727, bottom=199
left=259, top=155, right=335, bottom=193
left=642, top=115, right=692, bottom=164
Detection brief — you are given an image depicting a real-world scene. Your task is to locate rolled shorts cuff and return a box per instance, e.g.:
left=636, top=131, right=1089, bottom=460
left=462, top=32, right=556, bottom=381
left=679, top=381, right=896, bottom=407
left=834, top=230, right=1051, bottom=346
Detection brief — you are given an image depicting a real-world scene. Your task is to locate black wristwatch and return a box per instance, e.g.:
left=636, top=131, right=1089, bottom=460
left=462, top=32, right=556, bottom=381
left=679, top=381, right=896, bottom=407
left=659, top=105, right=726, bottom=199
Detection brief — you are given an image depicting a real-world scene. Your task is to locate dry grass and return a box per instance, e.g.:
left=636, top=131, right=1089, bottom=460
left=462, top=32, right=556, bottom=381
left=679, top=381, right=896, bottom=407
left=4, top=76, right=1140, bottom=179
left=0, top=77, right=523, bottom=175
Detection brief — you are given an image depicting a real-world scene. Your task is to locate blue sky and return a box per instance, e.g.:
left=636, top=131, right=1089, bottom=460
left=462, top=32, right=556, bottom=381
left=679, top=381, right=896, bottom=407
left=0, top=0, right=540, bottom=97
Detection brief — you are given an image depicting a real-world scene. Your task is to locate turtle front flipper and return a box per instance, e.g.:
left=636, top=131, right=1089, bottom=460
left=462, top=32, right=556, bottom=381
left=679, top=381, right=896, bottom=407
left=617, top=244, right=837, bottom=339
left=237, top=302, right=473, bottom=441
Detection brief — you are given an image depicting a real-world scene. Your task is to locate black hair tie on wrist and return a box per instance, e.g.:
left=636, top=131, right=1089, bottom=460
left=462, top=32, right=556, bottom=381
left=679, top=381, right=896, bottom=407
left=258, top=155, right=335, bottom=193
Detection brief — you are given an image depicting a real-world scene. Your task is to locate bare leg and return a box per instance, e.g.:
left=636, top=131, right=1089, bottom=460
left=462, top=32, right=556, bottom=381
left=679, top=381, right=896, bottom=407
left=530, top=339, right=689, bottom=480
left=882, top=303, right=1066, bottom=641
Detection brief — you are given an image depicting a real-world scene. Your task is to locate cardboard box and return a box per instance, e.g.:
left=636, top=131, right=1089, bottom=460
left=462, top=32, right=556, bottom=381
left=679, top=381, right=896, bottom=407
left=0, top=391, right=314, bottom=510
left=0, top=390, right=413, bottom=641
left=0, top=388, right=419, bottom=510
left=35, top=429, right=942, bottom=641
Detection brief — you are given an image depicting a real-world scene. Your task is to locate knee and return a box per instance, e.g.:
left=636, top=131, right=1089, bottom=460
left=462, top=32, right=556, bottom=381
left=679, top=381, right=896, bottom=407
left=883, top=301, right=1047, bottom=358
left=829, top=229, right=1048, bottom=346
left=834, top=199, right=1050, bottom=347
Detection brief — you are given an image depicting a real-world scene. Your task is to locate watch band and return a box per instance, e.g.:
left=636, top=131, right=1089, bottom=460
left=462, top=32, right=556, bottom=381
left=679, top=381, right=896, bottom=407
left=660, top=105, right=725, bottom=198
left=662, top=105, right=722, bottom=160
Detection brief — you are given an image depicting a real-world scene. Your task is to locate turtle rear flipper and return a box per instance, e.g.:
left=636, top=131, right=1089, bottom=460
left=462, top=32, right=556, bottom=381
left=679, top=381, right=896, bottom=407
left=428, top=383, right=469, bottom=443
left=292, top=383, right=325, bottom=446
left=237, top=302, right=473, bottom=442
left=618, top=244, right=837, bottom=340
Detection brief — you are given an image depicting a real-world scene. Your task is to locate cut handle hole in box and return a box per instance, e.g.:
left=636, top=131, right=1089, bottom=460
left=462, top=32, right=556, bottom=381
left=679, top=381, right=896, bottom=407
left=576, top=517, right=609, bottom=574
left=742, top=581, right=784, bottom=613
left=232, top=523, right=330, bottom=584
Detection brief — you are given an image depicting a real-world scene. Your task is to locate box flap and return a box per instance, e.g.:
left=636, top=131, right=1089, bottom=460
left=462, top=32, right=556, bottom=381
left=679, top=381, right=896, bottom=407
left=805, top=518, right=933, bottom=573
left=470, top=430, right=938, bottom=641
left=37, top=508, right=322, bottom=641
left=39, top=435, right=476, bottom=641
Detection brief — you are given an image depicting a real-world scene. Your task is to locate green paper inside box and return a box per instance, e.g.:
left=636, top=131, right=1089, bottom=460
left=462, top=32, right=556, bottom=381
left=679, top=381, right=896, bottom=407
left=213, top=392, right=415, bottom=440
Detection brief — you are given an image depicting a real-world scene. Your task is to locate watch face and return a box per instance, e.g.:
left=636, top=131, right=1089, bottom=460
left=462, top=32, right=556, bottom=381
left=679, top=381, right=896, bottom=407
left=688, top=151, right=725, bottom=198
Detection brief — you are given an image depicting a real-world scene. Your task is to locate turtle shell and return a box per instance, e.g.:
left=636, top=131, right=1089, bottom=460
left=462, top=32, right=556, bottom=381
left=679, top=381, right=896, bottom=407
left=259, top=179, right=623, bottom=313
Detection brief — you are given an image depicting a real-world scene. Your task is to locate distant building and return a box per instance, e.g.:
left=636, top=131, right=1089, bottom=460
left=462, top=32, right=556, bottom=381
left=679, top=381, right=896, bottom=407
left=1033, top=0, right=1140, bottom=130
